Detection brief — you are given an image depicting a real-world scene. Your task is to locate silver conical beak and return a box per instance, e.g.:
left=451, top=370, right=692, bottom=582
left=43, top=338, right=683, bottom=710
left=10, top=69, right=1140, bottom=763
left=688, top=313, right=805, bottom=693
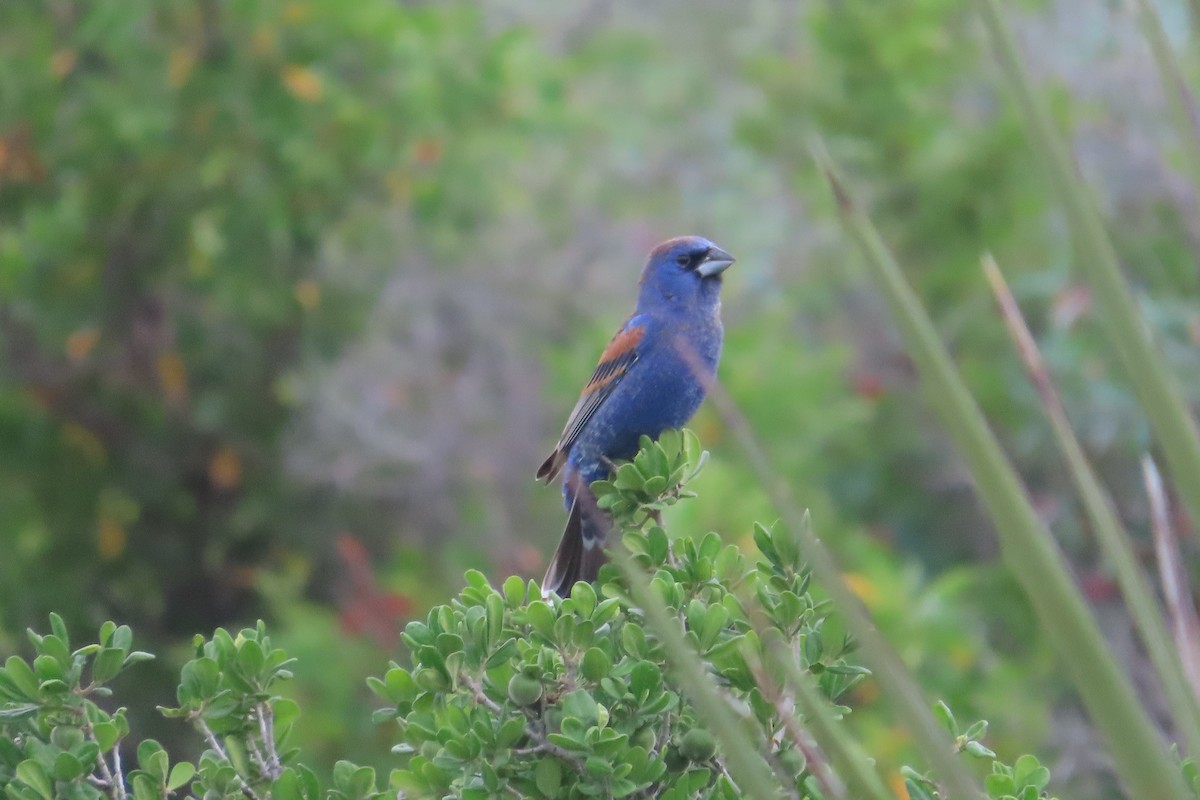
left=696, top=246, right=735, bottom=277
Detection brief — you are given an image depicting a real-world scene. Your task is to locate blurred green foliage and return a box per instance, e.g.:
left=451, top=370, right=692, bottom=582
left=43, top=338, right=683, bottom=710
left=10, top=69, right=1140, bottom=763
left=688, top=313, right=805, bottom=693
left=0, top=0, right=563, bottom=768
left=0, top=0, right=550, bottom=634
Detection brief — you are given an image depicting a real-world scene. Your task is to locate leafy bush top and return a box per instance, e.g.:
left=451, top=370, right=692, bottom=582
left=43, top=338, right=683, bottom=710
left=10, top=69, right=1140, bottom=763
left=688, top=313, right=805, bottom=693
left=0, top=432, right=1071, bottom=800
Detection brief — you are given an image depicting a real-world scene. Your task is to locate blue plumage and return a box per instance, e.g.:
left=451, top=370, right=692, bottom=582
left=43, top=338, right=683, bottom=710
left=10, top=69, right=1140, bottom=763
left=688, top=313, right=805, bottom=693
left=537, top=236, right=733, bottom=595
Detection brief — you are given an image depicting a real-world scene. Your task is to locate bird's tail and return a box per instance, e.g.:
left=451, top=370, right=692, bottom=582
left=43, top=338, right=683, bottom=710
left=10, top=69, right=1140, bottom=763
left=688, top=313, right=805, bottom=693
left=542, top=487, right=610, bottom=597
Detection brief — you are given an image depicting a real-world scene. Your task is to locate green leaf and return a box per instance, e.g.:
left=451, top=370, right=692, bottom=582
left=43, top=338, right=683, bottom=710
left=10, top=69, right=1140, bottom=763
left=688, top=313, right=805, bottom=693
left=613, top=463, right=645, bottom=491
left=92, top=721, right=120, bottom=752
left=225, top=735, right=250, bottom=776
left=645, top=527, right=669, bottom=565
left=351, top=764, right=377, bottom=796
left=31, top=655, right=64, bottom=685
left=485, top=639, right=519, bottom=671
left=630, top=661, right=662, bottom=697
left=179, top=657, right=220, bottom=703
left=1012, top=755, right=1050, bottom=790
left=169, top=762, right=196, bottom=791
left=110, top=626, right=132, bottom=652
left=658, top=428, right=681, bottom=458
left=502, top=575, right=526, bottom=607
left=580, top=647, right=612, bottom=681
left=37, top=635, right=73, bottom=672
left=525, top=601, right=556, bottom=641
left=904, top=778, right=939, bottom=800
left=92, top=647, right=126, bottom=684
left=464, top=569, right=489, bottom=591
left=72, top=742, right=99, bottom=772
left=570, top=581, right=597, bottom=618
left=932, top=700, right=957, bottom=737
left=48, top=614, right=69, bottom=648
left=15, top=760, right=54, bottom=800
left=333, top=760, right=361, bottom=791
left=642, top=475, right=667, bottom=495
left=130, top=773, right=159, bottom=800
left=383, top=667, right=417, bottom=704
left=0, top=668, right=28, bottom=702
left=237, top=639, right=265, bottom=679
left=985, top=772, right=1017, bottom=796
left=52, top=752, right=85, bottom=781
left=485, top=593, right=505, bottom=647
left=137, top=739, right=168, bottom=781
left=965, top=740, right=996, bottom=759
left=681, top=428, right=701, bottom=465
left=123, top=652, right=155, bottom=669
left=560, top=690, right=599, bottom=727
left=684, top=766, right=712, bottom=790
left=274, top=697, right=301, bottom=729
left=496, top=715, right=526, bottom=749
left=273, top=767, right=312, bottom=800
left=534, top=758, right=562, bottom=797
left=698, top=604, right=729, bottom=650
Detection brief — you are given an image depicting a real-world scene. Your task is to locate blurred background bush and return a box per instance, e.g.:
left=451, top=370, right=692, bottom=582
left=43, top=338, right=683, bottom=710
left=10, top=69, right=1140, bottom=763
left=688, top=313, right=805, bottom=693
left=1, top=0, right=1197, bottom=795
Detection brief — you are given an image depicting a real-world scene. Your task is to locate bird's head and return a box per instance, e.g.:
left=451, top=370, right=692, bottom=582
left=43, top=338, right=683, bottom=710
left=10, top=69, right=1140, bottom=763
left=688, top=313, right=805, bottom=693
left=636, top=236, right=734, bottom=313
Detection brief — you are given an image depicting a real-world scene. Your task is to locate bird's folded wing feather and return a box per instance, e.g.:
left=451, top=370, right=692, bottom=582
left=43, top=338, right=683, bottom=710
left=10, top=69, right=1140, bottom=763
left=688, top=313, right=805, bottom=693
left=536, top=316, right=646, bottom=482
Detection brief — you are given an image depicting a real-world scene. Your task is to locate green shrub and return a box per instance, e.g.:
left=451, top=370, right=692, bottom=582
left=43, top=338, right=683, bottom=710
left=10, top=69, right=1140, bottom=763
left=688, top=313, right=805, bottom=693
left=370, top=436, right=865, bottom=798
left=0, top=431, right=1073, bottom=799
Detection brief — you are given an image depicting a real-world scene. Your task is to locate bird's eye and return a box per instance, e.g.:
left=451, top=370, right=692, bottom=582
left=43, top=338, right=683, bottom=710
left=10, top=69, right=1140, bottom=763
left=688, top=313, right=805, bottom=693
left=675, top=254, right=690, bottom=267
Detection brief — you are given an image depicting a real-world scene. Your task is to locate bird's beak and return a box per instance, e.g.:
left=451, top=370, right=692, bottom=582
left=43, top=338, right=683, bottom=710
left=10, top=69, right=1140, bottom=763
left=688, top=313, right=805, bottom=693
left=696, top=246, right=735, bottom=278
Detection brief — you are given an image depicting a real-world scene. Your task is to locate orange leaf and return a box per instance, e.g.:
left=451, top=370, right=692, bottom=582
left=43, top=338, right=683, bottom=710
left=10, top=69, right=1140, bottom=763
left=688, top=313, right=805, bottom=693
left=168, top=47, right=197, bottom=89
left=156, top=351, right=189, bottom=406
left=282, top=2, right=310, bottom=23
left=294, top=279, right=321, bottom=311
left=855, top=680, right=880, bottom=705
left=385, top=168, right=411, bottom=203
left=208, top=446, right=242, bottom=490
left=66, top=327, right=100, bottom=363
left=413, top=138, right=442, bottom=166
left=948, top=643, right=975, bottom=670
left=841, top=571, right=879, bottom=607
left=0, top=128, right=46, bottom=184
left=251, top=28, right=277, bottom=56
left=50, top=49, right=77, bottom=79
left=281, top=65, right=323, bottom=102
left=97, top=518, right=127, bottom=560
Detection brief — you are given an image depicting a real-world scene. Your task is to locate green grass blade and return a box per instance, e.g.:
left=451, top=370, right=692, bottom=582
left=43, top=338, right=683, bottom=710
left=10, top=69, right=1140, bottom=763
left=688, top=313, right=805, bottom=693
left=976, top=0, right=1200, bottom=549
left=707, top=385, right=984, bottom=799
left=1127, top=0, right=1200, bottom=198
left=811, top=136, right=1189, bottom=800
left=744, top=644, right=850, bottom=800
left=1144, top=457, right=1200, bottom=699
left=985, top=255, right=1200, bottom=758
left=609, top=547, right=785, bottom=800
left=760, top=630, right=896, bottom=800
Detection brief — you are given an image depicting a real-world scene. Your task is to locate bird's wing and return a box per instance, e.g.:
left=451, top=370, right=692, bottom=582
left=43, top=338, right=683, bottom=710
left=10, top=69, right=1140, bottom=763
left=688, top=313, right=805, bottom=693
left=536, top=316, right=646, bottom=482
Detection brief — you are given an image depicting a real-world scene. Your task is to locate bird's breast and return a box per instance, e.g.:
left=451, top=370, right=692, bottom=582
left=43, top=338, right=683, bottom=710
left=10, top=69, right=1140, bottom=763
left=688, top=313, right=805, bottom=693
left=567, top=317, right=722, bottom=475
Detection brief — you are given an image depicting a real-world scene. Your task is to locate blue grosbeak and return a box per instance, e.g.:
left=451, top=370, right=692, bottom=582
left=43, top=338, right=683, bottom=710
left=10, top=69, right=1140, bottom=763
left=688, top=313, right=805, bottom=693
left=537, top=236, right=734, bottom=596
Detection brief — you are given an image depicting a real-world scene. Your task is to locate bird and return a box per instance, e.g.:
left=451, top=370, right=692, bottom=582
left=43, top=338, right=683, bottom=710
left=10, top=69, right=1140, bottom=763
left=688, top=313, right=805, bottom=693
left=537, top=235, right=734, bottom=596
